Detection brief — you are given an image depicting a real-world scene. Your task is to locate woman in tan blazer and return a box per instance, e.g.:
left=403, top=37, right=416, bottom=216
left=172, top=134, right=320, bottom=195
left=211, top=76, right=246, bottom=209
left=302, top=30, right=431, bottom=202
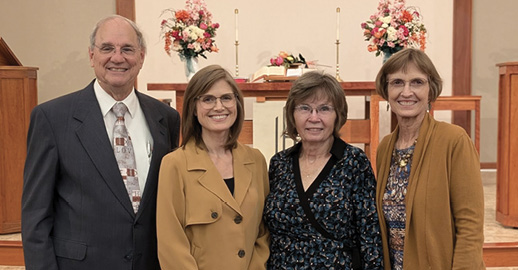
left=157, top=65, right=269, bottom=270
left=375, top=49, right=485, bottom=269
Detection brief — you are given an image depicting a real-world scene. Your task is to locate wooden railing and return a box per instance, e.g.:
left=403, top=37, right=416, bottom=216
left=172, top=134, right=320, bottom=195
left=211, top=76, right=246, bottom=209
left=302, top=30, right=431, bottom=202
left=430, top=95, right=481, bottom=153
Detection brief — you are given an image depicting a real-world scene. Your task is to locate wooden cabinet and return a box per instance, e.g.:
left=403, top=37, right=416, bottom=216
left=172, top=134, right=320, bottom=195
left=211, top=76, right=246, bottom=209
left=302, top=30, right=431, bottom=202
left=0, top=37, right=37, bottom=234
left=496, top=62, right=518, bottom=227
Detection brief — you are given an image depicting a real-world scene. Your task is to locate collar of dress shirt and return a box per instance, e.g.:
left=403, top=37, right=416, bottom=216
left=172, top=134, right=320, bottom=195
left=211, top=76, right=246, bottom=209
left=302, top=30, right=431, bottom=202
left=93, top=79, right=138, bottom=119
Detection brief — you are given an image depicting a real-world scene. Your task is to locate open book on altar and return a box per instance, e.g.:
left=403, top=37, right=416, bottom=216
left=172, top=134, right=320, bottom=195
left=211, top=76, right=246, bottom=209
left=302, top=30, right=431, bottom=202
left=251, top=66, right=286, bottom=82
left=251, top=66, right=318, bottom=82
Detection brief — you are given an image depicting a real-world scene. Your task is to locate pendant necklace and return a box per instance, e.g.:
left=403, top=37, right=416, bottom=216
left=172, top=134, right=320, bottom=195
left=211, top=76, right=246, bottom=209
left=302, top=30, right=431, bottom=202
left=393, top=139, right=417, bottom=168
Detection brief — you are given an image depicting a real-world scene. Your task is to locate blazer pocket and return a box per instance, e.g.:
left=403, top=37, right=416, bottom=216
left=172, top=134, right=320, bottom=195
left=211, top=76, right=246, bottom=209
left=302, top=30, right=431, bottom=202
left=52, top=236, right=87, bottom=261
left=185, top=198, right=222, bottom=226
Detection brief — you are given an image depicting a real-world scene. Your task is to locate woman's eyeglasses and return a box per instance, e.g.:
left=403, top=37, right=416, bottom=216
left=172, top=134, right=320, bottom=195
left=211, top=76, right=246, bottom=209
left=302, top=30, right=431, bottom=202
left=294, top=104, right=335, bottom=117
left=387, top=78, right=428, bottom=90
left=196, top=93, right=237, bottom=109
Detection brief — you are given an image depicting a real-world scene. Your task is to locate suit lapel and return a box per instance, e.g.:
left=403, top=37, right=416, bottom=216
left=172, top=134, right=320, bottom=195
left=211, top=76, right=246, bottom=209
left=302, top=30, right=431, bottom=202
left=73, top=83, right=135, bottom=216
left=136, top=92, right=169, bottom=218
left=232, top=144, right=253, bottom=208
left=185, top=141, right=250, bottom=215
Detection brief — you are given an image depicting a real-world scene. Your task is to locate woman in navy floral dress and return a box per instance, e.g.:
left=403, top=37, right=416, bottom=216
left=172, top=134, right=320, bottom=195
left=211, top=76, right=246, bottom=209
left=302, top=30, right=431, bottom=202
left=263, top=72, right=383, bottom=269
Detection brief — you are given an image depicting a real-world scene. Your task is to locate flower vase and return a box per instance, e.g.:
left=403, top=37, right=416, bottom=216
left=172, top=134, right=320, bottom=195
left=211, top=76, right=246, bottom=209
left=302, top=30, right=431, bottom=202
left=183, top=57, right=199, bottom=81
left=382, top=51, right=393, bottom=64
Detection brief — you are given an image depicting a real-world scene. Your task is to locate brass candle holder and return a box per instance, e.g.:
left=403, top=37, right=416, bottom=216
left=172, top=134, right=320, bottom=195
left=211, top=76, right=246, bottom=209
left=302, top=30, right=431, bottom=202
left=335, top=7, right=342, bottom=82
left=235, top=40, right=239, bottom=77
left=234, top=8, right=239, bottom=77
left=335, top=40, right=342, bottom=82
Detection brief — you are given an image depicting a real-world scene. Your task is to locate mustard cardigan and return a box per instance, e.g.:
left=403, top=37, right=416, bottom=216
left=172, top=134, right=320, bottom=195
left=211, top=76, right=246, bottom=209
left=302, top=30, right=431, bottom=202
left=157, top=140, right=270, bottom=270
left=376, top=113, right=485, bottom=270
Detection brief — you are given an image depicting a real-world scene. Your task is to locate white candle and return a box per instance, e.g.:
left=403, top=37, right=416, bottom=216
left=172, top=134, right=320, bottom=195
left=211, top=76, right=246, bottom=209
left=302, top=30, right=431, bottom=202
left=336, top=7, right=340, bottom=40
left=235, top=9, right=239, bottom=42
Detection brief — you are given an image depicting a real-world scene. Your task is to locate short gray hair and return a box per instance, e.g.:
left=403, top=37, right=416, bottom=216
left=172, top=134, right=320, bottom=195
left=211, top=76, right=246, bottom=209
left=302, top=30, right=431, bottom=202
left=89, top=15, right=146, bottom=53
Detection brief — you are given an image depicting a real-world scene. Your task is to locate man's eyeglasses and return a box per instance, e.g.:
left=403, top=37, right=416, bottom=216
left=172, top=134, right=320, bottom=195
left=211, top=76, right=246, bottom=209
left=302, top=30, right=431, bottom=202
left=95, top=44, right=139, bottom=56
left=294, top=104, right=335, bottom=117
left=197, top=93, right=237, bottom=109
left=387, top=78, right=428, bottom=90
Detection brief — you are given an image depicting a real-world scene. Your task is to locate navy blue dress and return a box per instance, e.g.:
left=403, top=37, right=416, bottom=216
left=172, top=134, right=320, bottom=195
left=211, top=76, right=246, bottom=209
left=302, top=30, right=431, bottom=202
left=264, top=138, right=383, bottom=269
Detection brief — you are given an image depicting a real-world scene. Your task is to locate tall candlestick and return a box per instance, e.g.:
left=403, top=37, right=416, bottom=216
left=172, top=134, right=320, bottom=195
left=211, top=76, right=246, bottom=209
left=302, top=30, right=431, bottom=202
left=235, top=9, right=239, bottom=42
left=336, top=7, right=340, bottom=40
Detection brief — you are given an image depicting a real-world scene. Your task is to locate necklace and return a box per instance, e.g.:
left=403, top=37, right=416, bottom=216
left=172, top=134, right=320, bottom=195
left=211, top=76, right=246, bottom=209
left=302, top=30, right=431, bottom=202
left=392, top=140, right=417, bottom=168
left=300, top=153, right=330, bottom=184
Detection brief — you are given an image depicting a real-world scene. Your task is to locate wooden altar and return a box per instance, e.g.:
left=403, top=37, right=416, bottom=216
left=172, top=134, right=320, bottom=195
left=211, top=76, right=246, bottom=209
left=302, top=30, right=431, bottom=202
left=148, top=81, right=381, bottom=167
left=496, top=62, right=518, bottom=227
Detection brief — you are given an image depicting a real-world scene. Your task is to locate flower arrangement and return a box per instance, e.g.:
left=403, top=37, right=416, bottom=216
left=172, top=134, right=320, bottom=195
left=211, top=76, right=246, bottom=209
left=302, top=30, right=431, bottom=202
left=361, top=0, right=427, bottom=57
left=160, top=0, right=219, bottom=60
left=269, top=51, right=307, bottom=68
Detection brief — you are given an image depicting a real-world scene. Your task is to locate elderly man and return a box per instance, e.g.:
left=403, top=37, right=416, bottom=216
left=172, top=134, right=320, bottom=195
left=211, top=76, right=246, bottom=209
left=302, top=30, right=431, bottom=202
left=22, top=15, right=180, bottom=270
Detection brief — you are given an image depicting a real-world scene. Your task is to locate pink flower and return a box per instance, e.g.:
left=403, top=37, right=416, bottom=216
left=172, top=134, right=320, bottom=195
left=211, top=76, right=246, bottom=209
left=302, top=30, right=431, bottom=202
left=361, top=0, right=427, bottom=56
left=270, top=56, right=284, bottom=66
left=160, top=0, right=219, bottom=59
left=275, top=56, right=284, bottom=66
left=398, top=25, right=409, bottom=36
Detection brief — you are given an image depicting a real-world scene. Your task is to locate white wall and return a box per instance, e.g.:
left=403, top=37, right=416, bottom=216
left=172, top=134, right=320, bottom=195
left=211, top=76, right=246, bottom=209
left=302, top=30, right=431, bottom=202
left=136, top=0, right=452, bottom=95
left=0, top=0, right=114, bottom=103
left=135, top=0, right=453, bottom=160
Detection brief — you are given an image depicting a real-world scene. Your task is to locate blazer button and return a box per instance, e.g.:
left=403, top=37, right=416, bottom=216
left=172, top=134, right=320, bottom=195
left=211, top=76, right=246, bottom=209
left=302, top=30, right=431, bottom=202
left=234, top=215, right=243, bottom=224
left=211, top=211, right=218, bottom=219
left=238, top=249, right=246, bottom=258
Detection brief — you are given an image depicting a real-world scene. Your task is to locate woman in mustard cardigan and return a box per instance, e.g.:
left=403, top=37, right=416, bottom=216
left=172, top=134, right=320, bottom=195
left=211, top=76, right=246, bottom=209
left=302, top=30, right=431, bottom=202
left=375, top=49, right=485, bottom=269
left=156, top=65, right=269, bottom=270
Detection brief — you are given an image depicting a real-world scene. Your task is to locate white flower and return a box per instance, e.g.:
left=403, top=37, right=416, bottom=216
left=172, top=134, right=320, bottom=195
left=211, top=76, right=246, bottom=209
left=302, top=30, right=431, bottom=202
left=185, top=25, right=201, bottom=40
left=386, top=26, right=398, bottom=41
left=380, top=15, right=392, bottom=24
left=192, top=42, right=202, bottom=52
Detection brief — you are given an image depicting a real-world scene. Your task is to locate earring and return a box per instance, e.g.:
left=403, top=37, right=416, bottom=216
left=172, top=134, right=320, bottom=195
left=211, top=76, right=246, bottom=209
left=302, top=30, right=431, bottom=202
left=386, top=103, right=390, bottom=111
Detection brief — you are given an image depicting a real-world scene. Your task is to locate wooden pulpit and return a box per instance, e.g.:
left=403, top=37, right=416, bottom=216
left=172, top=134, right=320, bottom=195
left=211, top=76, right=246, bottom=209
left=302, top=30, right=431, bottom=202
left=496, top=62, right=518, bottom=227
left=0, top=37, right=38, bottom=234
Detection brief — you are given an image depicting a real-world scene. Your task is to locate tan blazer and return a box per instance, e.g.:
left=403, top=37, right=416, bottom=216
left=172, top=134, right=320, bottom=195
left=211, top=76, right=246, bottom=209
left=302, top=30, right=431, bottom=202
left=157, top=140, right=270, bottom=270
left=376, top=113, right=485, bottom=270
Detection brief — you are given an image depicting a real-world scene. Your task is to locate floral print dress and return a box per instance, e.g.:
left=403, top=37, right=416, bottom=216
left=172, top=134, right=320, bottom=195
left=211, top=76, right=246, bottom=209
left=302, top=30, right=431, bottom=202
left=264, top=138, right=383, bottom=269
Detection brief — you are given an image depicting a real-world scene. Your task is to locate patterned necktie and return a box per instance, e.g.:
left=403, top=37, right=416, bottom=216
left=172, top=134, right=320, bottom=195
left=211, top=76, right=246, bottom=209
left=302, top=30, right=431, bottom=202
left=112, top=102, right=140, bottom=213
